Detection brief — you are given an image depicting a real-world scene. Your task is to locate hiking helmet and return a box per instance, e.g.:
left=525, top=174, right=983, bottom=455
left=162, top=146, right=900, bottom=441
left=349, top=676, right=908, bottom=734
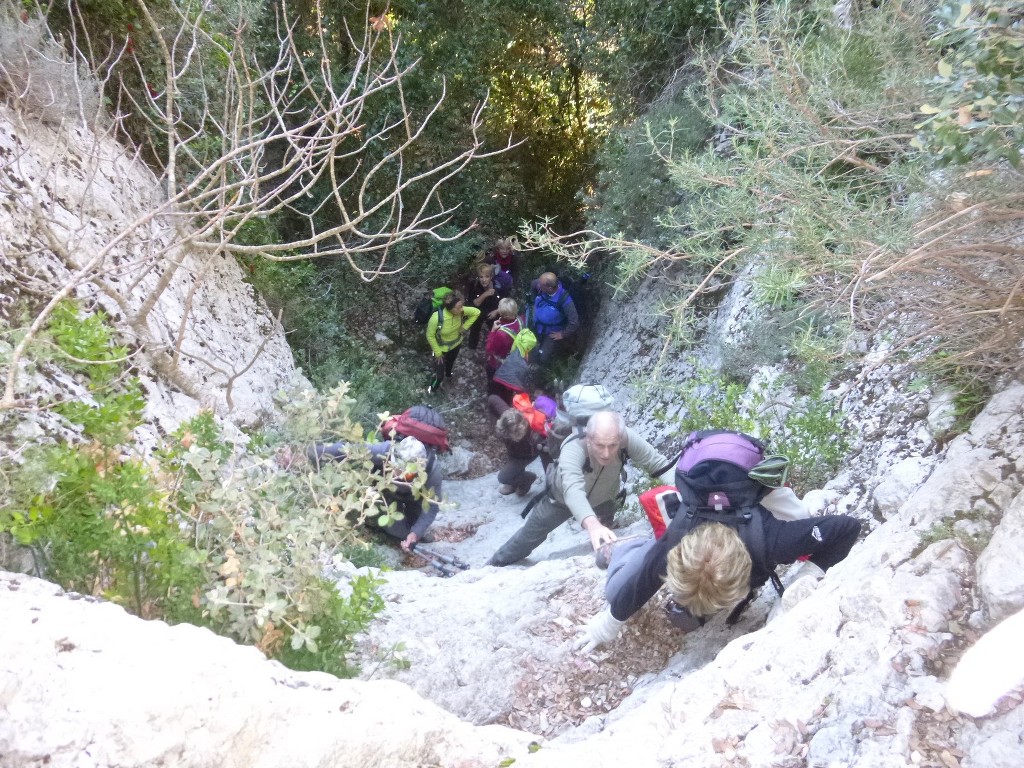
left=747, top=454, right=791, bottom=488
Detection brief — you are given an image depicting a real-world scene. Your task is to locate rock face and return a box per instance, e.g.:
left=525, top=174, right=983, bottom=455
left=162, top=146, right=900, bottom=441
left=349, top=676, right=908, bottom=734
left=0, top=572, right=530, bottom=768
left=0, top=103, right=300, bottom=431
left=2, top=385, right=1023, bottom=767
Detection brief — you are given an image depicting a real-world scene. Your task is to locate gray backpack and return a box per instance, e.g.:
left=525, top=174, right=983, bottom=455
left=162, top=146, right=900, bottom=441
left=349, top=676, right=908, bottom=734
left=546, top=384, right=616, bottom=460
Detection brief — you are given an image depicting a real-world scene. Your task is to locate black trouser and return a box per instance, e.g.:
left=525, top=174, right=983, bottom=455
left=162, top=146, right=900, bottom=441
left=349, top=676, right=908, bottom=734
left=467, top=317, right=492, bottom=350
left=429, top=345, right=461, bottom=390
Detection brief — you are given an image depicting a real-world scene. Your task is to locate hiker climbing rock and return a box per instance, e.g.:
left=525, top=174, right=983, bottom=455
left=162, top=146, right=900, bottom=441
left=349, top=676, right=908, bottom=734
left=308, top=416, right=447, bottom=551
left=487, top=410, right=674, bottom=566
left=575, top=430, right=861, bottom=652
left=489, top=393, right=557, bottom=496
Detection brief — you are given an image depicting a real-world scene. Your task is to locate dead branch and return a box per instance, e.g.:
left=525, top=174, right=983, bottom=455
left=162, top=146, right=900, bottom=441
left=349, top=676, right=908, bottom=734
left=0, top=0, right=508, bottom=412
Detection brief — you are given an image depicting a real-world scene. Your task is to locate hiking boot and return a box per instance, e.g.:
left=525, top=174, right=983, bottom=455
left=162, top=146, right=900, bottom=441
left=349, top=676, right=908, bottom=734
left=515, top=472, right=537, bottom=495
left=498, top=484, right=516, bottom=495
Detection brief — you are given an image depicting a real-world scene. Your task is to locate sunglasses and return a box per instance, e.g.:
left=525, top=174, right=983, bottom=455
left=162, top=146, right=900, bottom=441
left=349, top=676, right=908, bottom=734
left=663, top=599, right=705, bottom=632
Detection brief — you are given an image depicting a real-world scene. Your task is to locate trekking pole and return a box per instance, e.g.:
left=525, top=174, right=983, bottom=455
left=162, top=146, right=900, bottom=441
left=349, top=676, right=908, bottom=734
left=412, top=544, right=469, bottom=571
left=408, top=545, right=450, bottom=576
left=422, top=559, right=458, bottom=578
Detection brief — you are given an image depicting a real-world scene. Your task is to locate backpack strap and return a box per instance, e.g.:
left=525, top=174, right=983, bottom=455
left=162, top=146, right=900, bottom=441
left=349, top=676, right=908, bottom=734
left=435, top=306, right=465, bottom=347
left=723, top=506, right=784, bottom=624
left=651, top=449, right=683, bottom=479
left=434, top=306, right=445, bottom=344
left=541, top=290, right=569, bottom=323
left=519, top=488, right=549, bottom=519
left=528, top=288, right=570, bottom=334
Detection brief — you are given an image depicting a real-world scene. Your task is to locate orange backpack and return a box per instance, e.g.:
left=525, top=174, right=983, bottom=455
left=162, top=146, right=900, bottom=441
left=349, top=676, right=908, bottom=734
left=511, top=393, right=549, bottom=436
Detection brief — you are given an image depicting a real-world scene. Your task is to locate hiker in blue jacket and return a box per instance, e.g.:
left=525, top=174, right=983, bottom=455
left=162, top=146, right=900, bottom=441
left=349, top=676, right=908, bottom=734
left=528, top=272, right=579, bottom=366
left=576, top=508, right=861, bottom=651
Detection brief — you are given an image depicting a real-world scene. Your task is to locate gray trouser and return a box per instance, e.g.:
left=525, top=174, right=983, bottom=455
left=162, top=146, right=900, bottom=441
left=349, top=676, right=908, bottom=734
left=489, top=495, right=617, bottom=566
left=497, top=456, right=534, bottom=486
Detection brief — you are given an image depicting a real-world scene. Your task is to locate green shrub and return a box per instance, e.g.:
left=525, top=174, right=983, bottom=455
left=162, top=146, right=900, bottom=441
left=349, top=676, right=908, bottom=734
left=918, top=1, right=1024, bottom=167
left=46, top=301, right=129, bottom=387
left=276, top=573, right=386, bottom=678
left=7, top=438, right=204, bottom=619
left=650, top=363, right=850, bottom=494
left=4, top=305, right=396, bottom=677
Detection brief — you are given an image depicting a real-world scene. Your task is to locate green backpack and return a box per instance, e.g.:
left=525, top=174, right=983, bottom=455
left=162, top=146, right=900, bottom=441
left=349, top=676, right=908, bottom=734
left=499, top=324, right=537, bottom=358
left=413, top=287, right=453, bottom=325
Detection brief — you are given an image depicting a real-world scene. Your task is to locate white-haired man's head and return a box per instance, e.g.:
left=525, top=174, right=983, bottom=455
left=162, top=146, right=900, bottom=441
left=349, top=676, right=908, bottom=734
left=585, top=411, right=625, bottom=467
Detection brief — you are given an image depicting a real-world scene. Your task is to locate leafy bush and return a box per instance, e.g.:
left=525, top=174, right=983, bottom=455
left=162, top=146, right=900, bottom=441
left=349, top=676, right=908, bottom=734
left=6, top=423, right=204, bottom=619
left=588, top=95, right=714, bottom=247
left=649, top=363, right=850, bottom=494
left=918, top=1, right=1024, bottom=167
left=3, top=307, right=403, bottom=677
left=45, top=301, right=129, bottom=387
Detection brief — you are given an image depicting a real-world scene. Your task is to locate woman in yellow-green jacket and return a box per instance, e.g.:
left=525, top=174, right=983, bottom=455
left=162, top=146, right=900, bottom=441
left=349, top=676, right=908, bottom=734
left=426, top=290, right=480, bottom=394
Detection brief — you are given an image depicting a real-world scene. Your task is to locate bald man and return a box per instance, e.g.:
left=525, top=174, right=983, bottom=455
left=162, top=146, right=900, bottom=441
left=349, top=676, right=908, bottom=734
left=488, top=411, right=674, bottom=566
left=527, top=272, right=579, bottom=365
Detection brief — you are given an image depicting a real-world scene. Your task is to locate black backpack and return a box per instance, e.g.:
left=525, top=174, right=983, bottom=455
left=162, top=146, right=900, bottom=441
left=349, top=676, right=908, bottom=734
left=412, top=287, right=452, bottom=326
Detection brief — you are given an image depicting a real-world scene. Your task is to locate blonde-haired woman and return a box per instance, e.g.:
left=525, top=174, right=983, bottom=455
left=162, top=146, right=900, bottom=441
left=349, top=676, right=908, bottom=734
left=576, top=511, right=861, bottom=652
left=464, top=262, right=506, bottom=351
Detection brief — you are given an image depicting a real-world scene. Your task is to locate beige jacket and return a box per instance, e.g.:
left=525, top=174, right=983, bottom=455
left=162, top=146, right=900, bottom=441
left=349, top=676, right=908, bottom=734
left=550, top=427, right=674, bottom=524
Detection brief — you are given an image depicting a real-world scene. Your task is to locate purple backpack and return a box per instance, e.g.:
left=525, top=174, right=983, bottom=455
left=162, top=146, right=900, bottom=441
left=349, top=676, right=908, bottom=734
left=673, top=429, right=786, bottom=624
left=674, top=430, right=769, bottom=514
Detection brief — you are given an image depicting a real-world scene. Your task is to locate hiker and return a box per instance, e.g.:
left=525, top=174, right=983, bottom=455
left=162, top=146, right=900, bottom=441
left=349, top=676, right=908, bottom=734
left=307, top=435, right=443, bottom=552
left=464, top=262, right=505, bottom=351
left=426, top=290, right=480, bottom=394
left=575, top=432, right=862, bottom=652
left=578, top=513, right=860, bottom=651
left=528, top=272, right=579, bottom=366
left=488, top=393, right=558, bottom=496
left=486, top=298, right=522, bottom=389
left=490, top=322, right=538, bottom=405
left=486, top=237, right=520, bottom=288
left=487, top=410, right=674, bottom=566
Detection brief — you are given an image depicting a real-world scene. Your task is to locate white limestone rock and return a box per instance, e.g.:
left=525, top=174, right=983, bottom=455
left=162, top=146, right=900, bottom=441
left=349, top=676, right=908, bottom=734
left=0, top=571, right=531, bottom=768
left=976, top=489, right=1024, bottom=622
left=946, top=608, right=1024, bottom=717
left=927, top=388, right=958, bottom=434
left=872, top=456, right=933, bottom=519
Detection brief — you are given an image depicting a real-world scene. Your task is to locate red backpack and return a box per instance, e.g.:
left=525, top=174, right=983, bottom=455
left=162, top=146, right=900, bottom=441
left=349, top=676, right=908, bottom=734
left=639, top=485, right=682, bottom=539
left=380, top=405, right=450, bottom=453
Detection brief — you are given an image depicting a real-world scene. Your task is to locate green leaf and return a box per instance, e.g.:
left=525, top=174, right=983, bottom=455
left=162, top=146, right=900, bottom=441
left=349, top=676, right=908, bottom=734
left=937, top=59, right=953, bottom=78
left=955, top=3, right=972, bottom=25
left=919, top=104, right=942, bottom=115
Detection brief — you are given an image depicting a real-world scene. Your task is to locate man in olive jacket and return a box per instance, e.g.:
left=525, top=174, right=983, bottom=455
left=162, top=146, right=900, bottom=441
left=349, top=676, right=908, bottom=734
left=488, top=411, right=674, bottom=566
